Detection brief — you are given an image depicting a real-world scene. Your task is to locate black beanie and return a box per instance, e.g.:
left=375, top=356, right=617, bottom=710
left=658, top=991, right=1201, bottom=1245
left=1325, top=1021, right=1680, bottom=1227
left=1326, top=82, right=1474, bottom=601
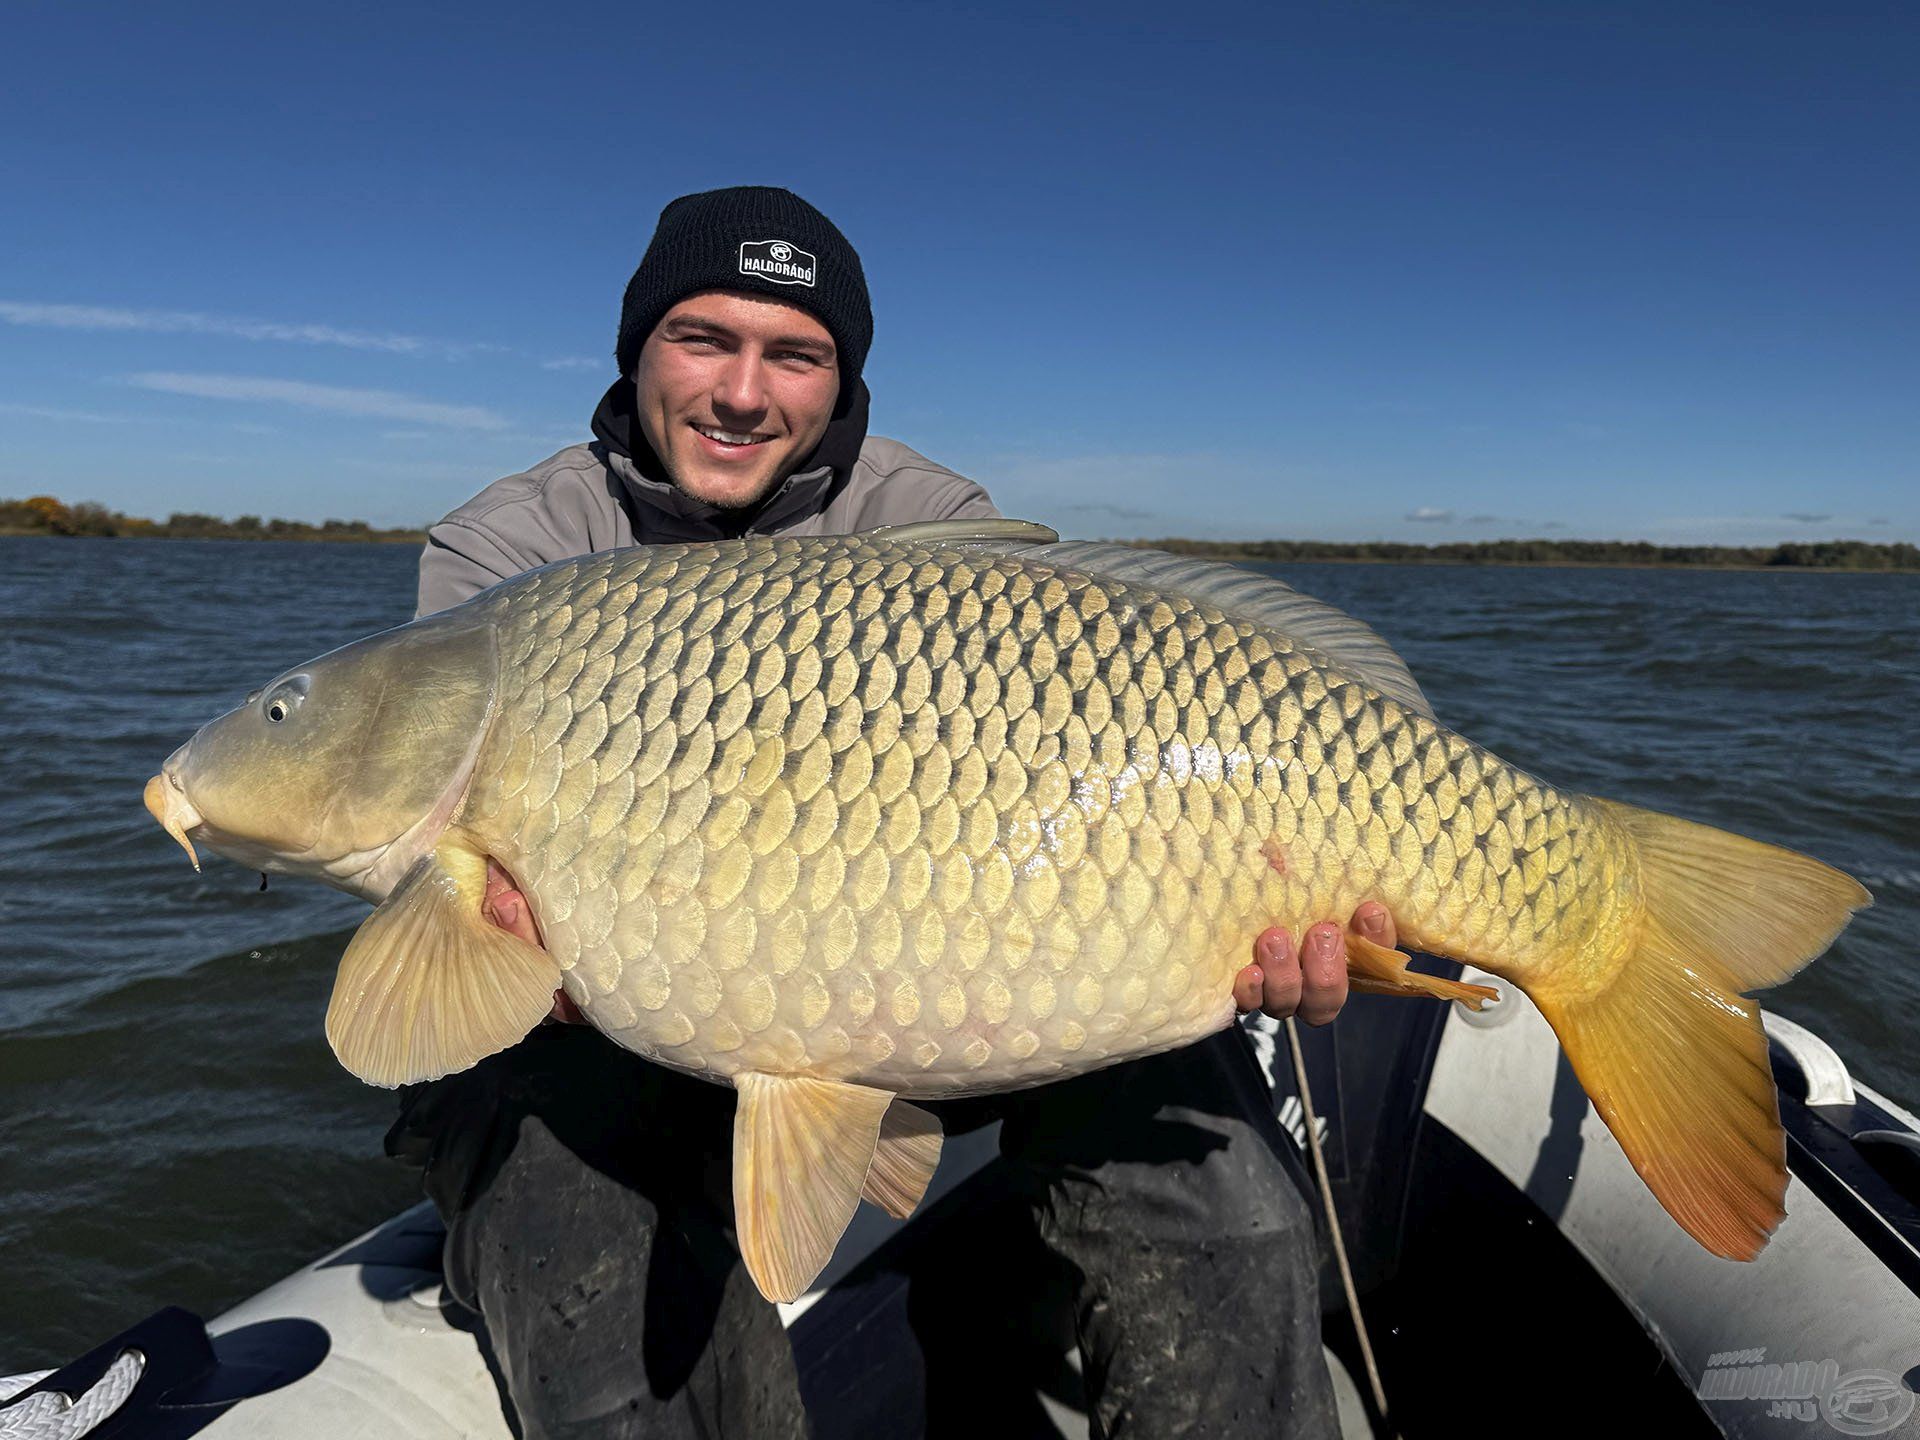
left=616, top=187, right=873, bottom=402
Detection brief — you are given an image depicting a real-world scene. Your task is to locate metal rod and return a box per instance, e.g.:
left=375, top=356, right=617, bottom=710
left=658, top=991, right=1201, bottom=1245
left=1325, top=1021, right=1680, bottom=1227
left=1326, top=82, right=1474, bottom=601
left=1284, top=1015, right=1397, bottom=1436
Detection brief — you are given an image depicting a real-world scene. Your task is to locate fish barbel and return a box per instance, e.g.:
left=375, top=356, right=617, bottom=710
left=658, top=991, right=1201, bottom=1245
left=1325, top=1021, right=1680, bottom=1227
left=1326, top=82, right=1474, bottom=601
left=145, top=520, right=1869, bottom=1301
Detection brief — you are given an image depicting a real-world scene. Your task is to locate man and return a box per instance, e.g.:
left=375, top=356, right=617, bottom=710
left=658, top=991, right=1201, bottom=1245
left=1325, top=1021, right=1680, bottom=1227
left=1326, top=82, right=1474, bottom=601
left=392, top=186, right=1396, bottom=1438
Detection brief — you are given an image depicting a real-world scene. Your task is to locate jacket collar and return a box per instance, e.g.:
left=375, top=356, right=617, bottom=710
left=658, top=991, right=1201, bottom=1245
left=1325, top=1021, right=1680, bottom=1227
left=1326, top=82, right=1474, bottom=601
left=588, top=377, right=870, bottom=540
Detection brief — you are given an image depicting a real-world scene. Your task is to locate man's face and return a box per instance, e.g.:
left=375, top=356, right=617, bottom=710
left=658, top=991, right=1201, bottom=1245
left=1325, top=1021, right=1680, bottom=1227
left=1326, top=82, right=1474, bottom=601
left=633, top=290, right=841, bottom=510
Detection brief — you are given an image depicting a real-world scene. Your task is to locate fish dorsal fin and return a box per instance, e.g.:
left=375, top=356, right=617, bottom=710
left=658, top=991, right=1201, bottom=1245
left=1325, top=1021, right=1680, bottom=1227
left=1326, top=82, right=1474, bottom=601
left=1012, top=541, right=1435, bottom=719
left=733, top=1073, right=896, bottom=1302
left=861, top=1100, right=944, bottom=1219
left=865, top=520, right=1432, bottom=717
left=867, top=518, right=1060, bottom=549
left=326, top=833, right=561, bottom=1088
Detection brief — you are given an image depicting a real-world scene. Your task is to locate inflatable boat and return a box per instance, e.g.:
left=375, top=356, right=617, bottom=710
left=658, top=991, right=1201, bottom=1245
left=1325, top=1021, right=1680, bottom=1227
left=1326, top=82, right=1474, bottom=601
left=7, top=970, right=1917, bottom=1439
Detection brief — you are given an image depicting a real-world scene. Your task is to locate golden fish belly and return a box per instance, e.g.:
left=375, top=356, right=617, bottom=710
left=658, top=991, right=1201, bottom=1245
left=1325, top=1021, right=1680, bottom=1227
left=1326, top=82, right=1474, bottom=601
left=456, top=535, right=1624, bottom=1098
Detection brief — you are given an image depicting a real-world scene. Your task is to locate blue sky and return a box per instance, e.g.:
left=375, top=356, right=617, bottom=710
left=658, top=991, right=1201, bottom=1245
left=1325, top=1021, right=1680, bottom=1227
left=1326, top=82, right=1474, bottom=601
left=2, top=0, right=1914, bottom=542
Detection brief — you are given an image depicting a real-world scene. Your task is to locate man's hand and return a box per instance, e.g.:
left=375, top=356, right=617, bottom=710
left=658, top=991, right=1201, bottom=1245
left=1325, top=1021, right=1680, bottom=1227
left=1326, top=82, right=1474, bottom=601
left=1233, top=901, right=1395, bottom=1026
left=482, top=859, right=583, bottom=1023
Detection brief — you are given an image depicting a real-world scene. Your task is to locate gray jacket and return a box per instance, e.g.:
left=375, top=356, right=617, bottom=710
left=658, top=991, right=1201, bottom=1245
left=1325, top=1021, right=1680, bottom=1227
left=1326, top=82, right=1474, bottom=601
left=416, top=436, right=998, bottom=617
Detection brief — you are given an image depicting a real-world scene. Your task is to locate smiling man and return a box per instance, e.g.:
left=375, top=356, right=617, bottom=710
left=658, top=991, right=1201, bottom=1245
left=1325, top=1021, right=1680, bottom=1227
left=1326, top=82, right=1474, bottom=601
left=414, top=189, right=994, bottom=615
left=643, top=293, right=837, bottom=506
left=396, top=187, right=1368, bottom=1439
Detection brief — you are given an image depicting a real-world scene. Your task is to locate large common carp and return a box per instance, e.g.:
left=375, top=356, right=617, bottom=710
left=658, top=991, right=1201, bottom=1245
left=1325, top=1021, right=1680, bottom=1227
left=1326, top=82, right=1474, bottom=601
left=145, top=520, right=1868, bottom=1302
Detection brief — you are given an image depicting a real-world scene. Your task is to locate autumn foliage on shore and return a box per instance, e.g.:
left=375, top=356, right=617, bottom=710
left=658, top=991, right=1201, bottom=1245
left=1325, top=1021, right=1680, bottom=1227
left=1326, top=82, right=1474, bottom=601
left=1135, top=535, right=1920, bottom=572
left=0, top=495, right=425, bottom=543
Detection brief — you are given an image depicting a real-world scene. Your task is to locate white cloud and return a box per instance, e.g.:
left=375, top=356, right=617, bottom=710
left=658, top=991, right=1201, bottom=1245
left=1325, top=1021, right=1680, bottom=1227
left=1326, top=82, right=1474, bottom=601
left=959, top=451, right=1225, bottom=535
left=541, top=355, right=605, bottom=372
left=0, top=401, right=274, bottom=434
left=0, top=299, right=504, bottom=361
left=0, top=401, right=138, bottom=424
left=1406, top=506, right=1454, bottom=522
left=339, top=457, right=489, bottom=480
left=128, top=372, right=509, bottom=430
left=1059, top=500, right=1158, bottom=521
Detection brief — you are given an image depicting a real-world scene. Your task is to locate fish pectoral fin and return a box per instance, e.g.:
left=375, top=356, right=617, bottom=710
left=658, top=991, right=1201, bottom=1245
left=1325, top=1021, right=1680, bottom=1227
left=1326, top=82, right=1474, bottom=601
left=1345, top=933, right=1499, bottom=1011
left=325, top=840, right=560, bottom=1089
left=732, top=1073, right=895, bottom=1303
left=862, top=1101, right=944, bottom=1220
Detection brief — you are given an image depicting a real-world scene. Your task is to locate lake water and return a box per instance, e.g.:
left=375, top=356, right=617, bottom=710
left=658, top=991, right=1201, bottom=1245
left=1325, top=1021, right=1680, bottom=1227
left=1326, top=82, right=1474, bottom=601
left=2, top=536, right=1915, bottom=1364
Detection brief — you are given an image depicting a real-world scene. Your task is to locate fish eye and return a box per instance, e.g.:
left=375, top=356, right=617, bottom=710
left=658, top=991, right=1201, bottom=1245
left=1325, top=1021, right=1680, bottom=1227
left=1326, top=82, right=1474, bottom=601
left=260, top=674, right=311, bottom=725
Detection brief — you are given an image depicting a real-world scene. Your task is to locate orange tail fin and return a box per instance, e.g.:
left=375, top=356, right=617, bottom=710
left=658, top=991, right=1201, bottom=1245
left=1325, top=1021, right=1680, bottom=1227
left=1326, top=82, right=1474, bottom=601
left=1509, top=800, right=1869, bottom=1260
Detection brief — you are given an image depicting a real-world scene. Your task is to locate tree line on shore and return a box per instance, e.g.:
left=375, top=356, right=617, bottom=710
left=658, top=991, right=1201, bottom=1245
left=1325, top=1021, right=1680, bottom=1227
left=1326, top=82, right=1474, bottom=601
left=0, top=494, right=426, bottom=543
left=1137, top=535, right=1919, bottom=571
left=4, top=494, right=1914, bottom=570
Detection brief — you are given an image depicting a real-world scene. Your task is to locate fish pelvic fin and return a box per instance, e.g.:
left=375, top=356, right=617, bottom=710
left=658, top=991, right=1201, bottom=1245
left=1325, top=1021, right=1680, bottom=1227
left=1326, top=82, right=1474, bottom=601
left=325, top=835, right=560, bottom=1088
left=1517, top=800, right=1870, bottom=1262
left=862, top=1100, right=945, bottom=1219
left=732, top=1073, right=896, bottom=1303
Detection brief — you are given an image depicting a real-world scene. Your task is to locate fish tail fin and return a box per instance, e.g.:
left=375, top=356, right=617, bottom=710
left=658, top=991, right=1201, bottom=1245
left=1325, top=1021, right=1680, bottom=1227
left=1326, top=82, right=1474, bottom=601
left=1513, top=800, right=1870, bottom=1261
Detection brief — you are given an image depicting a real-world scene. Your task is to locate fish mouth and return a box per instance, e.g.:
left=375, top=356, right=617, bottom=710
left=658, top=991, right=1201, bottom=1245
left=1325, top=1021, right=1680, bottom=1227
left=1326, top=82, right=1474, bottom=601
left=144, top=769, right=204, bottom=871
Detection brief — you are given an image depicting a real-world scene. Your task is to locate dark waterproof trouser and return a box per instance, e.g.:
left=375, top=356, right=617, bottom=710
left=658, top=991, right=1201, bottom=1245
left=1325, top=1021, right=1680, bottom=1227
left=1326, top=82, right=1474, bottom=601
left=387, top=1024, right=1337, bottom=1439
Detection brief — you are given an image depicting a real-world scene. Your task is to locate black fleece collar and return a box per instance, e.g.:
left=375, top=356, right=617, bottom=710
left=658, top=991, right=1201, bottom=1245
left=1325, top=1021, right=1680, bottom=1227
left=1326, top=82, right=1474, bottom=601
left=588, top=378, right=870, bottom=538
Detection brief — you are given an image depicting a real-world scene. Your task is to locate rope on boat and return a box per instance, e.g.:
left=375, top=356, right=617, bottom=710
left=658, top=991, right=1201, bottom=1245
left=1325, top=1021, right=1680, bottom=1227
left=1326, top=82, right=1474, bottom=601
left=0, top=1351, right=143, bottom=1440
left=1284, top=1015, right=1398, bottom=1438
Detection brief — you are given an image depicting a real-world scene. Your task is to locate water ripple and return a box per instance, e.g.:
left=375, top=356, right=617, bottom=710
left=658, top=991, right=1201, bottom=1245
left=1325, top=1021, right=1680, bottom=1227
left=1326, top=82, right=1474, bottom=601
left=1, top=539, right=1916, bottom=1360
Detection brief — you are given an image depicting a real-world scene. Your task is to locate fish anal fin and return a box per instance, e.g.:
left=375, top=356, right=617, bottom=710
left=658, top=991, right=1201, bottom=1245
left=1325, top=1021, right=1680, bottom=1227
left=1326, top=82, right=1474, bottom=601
left=733, top=1073, right=894, bottom=1302
left=1345, top=933, right=1498, bottom=1010
left=862, top=1101, right=944, bottom=1219
left=325, top=839, right=560, bottom=1088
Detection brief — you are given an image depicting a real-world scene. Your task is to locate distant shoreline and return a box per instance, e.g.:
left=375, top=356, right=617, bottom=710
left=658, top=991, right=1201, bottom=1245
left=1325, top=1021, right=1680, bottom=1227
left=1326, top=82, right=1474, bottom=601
left=4, top=496, right=1914, bottom=571
left=0, top=496, right=425, bottom=545
left=1121, top=537, right=1920, bottom=573
left=6, top=529, right=1914, bottom=572
left=0, top=526, right=428, bottom=544
left=1148, top=552, right=1919, bottom=573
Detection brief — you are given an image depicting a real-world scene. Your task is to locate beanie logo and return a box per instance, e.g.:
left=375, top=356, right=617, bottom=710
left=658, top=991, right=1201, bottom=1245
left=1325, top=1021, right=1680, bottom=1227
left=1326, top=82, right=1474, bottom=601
left=739, top=239, right=816, bottom=287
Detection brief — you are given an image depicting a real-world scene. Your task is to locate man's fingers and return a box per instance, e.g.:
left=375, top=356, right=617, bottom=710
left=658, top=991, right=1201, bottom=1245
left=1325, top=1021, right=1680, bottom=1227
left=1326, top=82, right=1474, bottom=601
left=1234, top=930, right=1289, bottom=1017
left=1233, top=962, right=1266, bottom=1014
left=1253, top=927, right=1303, bottom=1020
left=483, top=859, right=576, bottom=1023
left=1297, top=922, right=1349, bottom=1027
left=480, top=859, right=543, bottom=947
left=1350, top=899, right=1396, bottom=951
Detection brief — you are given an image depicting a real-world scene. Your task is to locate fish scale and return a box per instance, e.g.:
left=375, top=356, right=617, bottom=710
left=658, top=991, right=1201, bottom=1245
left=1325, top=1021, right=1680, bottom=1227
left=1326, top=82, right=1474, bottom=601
left=455, top=533, right=1616, bottom=1098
